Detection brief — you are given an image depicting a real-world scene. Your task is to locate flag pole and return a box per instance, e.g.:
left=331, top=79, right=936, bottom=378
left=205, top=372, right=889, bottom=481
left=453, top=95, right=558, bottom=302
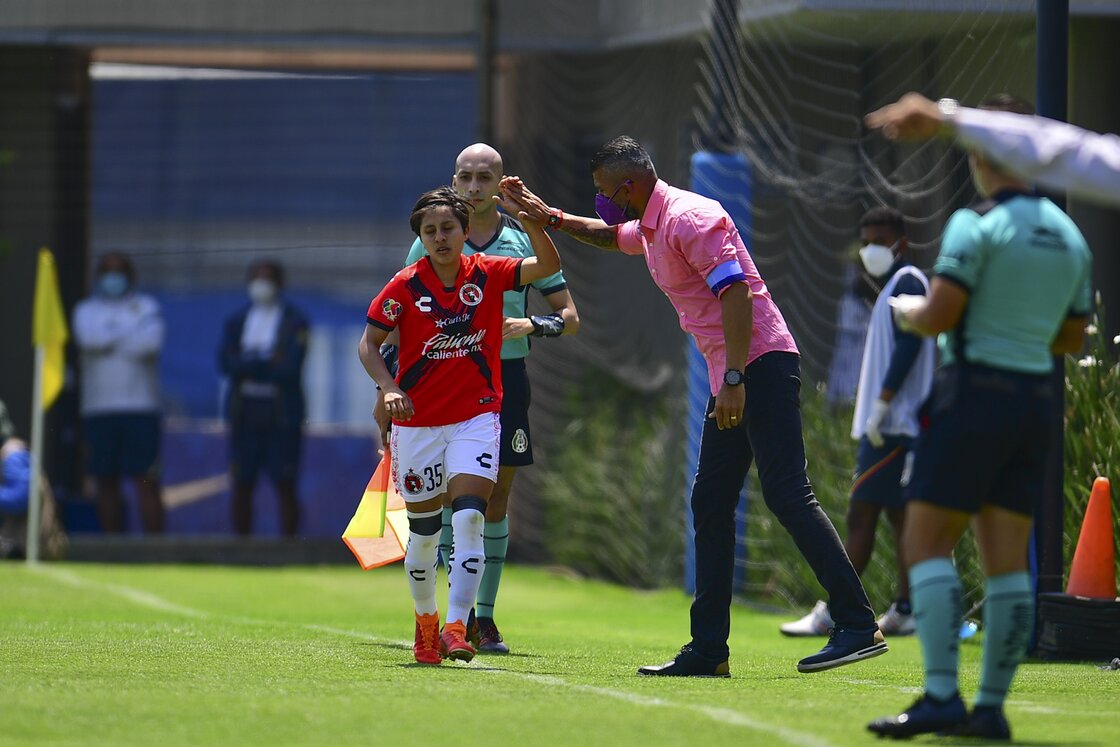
left=26, top=345, right=46, bottom=564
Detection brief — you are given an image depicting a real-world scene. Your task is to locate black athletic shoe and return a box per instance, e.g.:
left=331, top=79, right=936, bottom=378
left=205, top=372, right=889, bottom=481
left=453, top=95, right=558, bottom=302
left=638, top=645, right=730, bottom=677
left=477, top=616, right=510, bottom=654
left=867, top=692, right=967, bottom=738
left=797, top=626, right=888, bottom=673
left=941, top=705, right=1012, bottom=741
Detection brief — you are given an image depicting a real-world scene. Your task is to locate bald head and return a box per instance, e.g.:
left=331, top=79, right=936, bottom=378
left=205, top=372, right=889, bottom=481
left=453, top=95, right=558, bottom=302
left=455, top=143, right=503, bottom=175
left=452, top=143, right=504, bottom=219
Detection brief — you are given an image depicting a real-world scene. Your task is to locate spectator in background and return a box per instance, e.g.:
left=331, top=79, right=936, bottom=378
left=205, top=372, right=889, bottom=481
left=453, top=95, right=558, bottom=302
left=0, top=399, right=68, bottom=560
left=73, top=252, right=166, bottom=533
left=783, top=207, right=935, bottom=638
left=0, top=399, right=31, bottom=557
left=218, top=260, right=309, bottom=536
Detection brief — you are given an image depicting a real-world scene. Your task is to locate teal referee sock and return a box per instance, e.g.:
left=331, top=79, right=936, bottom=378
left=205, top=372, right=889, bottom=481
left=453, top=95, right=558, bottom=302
left=910, top=557, right=963, bottom=701
left=438, top=506, right=454, bottom=569
left=976, top=571, right=1033, bottom=708
left=476, top=517, right=509, bottom=619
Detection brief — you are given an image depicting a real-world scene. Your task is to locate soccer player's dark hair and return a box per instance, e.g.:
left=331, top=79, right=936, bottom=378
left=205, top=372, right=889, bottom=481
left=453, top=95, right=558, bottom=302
left=589, top=136, right=657, bottom=180
left=858, top=206, right=906, bottom=237
left=96, top=251, right=136, bottom=283
left=451, top=494, right=487, bottom=514
left=247, top=259, right=285, bottom=288
left=409, top=186, right=471, bottom=236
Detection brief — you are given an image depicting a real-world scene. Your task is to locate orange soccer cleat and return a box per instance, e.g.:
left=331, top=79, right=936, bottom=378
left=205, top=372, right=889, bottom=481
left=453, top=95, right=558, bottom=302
left=440, top=620, right=477, bottom=663
left=413, top=611, right=442, bottom=665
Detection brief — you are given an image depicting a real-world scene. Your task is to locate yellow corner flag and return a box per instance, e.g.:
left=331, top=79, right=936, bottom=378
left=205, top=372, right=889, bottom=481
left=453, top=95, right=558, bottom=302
left=33, top=248, right=69, bottom=409
left=343, top=448, right=407, bottom=570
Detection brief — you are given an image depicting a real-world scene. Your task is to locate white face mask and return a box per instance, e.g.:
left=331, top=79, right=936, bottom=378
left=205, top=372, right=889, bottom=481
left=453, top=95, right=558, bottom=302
left=859, top=242, right=896, bottom=278
left=248, top=278, right=278, bottom=305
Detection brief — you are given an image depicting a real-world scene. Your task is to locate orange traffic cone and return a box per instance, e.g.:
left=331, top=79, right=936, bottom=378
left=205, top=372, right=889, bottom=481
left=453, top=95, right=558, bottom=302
left=1066, top=477, right=1117, bottom=598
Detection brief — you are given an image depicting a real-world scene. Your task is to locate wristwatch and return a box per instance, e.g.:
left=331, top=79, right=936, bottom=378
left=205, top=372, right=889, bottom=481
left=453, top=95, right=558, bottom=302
left=545, top=209, right=564, bottom=230
left=723, top=368, right=744, bottom=386
left=937, top=98, right=960, bottom=136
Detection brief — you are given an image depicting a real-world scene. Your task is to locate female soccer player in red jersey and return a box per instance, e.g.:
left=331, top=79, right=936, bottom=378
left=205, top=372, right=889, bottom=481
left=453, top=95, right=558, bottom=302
left=358, top=186, right=561, bottom=665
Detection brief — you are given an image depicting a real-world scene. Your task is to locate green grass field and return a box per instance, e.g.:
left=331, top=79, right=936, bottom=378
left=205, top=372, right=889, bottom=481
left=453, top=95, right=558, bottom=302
left=2, top=563, right=1116, bottom=747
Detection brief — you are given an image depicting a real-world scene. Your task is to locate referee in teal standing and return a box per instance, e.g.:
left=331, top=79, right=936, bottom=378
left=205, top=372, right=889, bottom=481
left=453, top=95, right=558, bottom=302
left=868, top=94, right=1092, bottom=740
left=377, top=143, right=579, bottom=654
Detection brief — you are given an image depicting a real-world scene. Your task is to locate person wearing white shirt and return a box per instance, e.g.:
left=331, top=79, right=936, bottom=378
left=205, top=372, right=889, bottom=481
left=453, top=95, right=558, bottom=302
left=782, top=208, right=934, bottom=639
left=72, top=252, right=166, bottom=533
left=217, top=261, right=309, bottom=536
left=866, top=92, right=1120, bottom=208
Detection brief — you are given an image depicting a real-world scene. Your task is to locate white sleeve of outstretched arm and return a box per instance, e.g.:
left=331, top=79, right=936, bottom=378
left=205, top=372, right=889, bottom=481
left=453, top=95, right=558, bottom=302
left=955, top=108, right=1120, bottom=208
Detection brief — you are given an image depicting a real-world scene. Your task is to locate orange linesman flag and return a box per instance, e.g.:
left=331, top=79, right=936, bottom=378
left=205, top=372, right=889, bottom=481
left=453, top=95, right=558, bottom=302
left=342, top=449, right=407, bottom=570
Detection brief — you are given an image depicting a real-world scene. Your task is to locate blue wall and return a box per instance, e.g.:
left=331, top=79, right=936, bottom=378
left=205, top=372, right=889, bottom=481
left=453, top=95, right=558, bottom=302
left=93, top=72, right=477, bottom=221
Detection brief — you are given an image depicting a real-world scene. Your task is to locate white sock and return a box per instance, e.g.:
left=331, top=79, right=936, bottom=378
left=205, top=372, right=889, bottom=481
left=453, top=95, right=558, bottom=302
left=447, top=507, right=485, bottom=626
left=404, top=530, right=439, bottom=616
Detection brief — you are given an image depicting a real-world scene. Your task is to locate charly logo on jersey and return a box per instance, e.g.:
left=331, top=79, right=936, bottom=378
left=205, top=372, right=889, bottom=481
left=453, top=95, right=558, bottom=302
left=421, top=329, right=486, bottom=360
left=459, top=283, right=483, bottom=306
left=511, top=428, right=528, bottom=454
left=415, top=296, right=432, bottom=312
left=403, top=469, right=424, bottom=495
left=382, top=298, right=402, bottom=321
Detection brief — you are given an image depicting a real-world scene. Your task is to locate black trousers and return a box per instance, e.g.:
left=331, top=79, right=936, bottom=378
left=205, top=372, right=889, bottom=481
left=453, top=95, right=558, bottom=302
left=689, top=352, right=875, bottom=660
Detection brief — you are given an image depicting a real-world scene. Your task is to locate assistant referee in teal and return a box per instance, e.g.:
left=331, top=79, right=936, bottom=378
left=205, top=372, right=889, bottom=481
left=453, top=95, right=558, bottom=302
left=868, top=94, right=1092, bottom=741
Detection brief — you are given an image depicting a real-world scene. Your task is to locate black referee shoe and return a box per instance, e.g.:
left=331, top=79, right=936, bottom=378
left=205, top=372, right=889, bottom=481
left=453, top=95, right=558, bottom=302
left=638, top=645, right=730, bottom=677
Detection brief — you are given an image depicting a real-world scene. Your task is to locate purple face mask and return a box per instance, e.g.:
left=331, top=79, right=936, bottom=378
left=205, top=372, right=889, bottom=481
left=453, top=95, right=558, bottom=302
left=595, top=180, right=632, bottom=225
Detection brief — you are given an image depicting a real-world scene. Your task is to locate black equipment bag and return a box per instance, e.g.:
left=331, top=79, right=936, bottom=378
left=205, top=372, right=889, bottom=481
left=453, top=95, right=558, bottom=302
left=1036, top=592, right=1120, bottom=660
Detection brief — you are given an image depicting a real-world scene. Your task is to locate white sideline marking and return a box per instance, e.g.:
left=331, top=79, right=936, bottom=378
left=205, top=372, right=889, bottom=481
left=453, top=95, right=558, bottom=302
left=37, top=567, right=210, bottom=619
left=505, top=672, right=837, bottom=747
left=33, top=569, right=837, bottom=747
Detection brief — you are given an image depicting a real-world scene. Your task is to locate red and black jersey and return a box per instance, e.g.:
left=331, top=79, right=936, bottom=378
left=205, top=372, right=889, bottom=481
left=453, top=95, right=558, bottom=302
left=367, top=252, right=523, bottom=427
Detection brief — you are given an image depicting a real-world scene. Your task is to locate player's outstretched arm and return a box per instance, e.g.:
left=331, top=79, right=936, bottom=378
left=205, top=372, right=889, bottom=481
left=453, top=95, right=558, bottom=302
left=499, top=176, right=619, bottom=251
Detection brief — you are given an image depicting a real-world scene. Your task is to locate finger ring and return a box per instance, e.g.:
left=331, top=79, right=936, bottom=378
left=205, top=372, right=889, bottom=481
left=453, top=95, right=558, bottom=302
left=730, top=417, right=737, bottom=421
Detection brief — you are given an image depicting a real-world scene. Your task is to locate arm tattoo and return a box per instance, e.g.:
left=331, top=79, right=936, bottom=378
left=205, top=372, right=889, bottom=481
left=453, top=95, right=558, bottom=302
left=563, top=223, right=618, bottom=249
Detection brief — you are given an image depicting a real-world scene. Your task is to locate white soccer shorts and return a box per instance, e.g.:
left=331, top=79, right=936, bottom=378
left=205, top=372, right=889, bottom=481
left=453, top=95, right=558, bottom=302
left=389, top=411, right=501, bottom=503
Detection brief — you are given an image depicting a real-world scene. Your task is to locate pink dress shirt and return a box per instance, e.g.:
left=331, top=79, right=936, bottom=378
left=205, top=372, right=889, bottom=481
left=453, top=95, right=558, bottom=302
left=616, top=179, right=798, bottom=395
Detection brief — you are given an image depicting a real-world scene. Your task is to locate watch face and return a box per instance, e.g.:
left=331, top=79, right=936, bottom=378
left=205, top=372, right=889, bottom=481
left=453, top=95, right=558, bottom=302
left=724, top=369, right=743, bottom=386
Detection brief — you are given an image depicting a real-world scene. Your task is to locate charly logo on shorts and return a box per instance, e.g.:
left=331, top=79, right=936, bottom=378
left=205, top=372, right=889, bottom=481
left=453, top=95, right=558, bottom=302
left=403, top=468, right=424, bottom=494
left=382, top=298, right=403, bottom=321
left=511, top=428, right=528, bottom=454
left=459, top=283, right=483, bottom=306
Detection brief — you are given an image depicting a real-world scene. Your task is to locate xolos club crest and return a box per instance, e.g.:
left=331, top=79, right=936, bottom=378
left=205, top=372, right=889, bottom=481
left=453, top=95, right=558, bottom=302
left=459, top=283, right=483, bottom=306
left=403, top=468, right=424, bottom=495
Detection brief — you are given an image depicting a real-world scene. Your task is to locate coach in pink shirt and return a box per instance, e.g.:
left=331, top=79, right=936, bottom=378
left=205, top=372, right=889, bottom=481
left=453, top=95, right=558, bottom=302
left=503, top=136, right=883, bottom=677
